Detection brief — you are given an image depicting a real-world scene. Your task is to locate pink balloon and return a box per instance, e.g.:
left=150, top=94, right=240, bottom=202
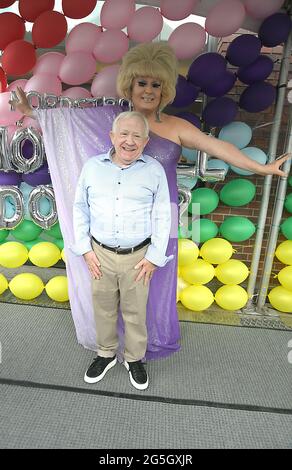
left=168, top=23, right=206, bottom=60
left=160, top=0, right=199, bottom=20
left=62, top=87, right=92, bottom=99
left=22, top=116, right=42, bottom=131
left=65, top=23, right=102, bottom=54
left=93, top=30, right=129, bottom=64
left=127, top=6, right=163, bottom=43
left=59, top=52, right=96, bottom=85
left=243, top=0, right=285, bottom=19
left=91, top=64, right=120, bottom=97
left=24, top=74, right=62, bottom=96
left=33, top=52, right=65, bottom=77
left=101, top=0, right=135, bottom=29
left=6, top=124, right=18, bottom=143
left=0, top=92, right=23, bottom=125
left=205, top=0, right=246, bottom=37
left=7, top=79, right=28, bottom=92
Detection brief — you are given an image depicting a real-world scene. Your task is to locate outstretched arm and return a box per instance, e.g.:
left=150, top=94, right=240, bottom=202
left=176, top=117, right=290, bottom=177
left=9, top=86, right=34, bottom=118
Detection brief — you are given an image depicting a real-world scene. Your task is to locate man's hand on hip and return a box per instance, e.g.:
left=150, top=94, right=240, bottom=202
left=83, top=250, right=102, bottom=280
left=134, top=258, right=157, bottom=286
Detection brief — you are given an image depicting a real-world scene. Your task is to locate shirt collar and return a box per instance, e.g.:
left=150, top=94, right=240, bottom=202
left=101, top=147, right=147, bottom=163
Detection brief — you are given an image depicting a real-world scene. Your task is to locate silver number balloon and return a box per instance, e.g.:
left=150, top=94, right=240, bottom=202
left=0, top=186, right=23, bottom=229
left=178, top=185, right=192, bottom=228
left=0, top=127, right=14, bottom=172
left=196, top=150, right=226, bottom=182
left=28, top=185, right=57, bottom=229
left=10, top=127, right=45, bottom=173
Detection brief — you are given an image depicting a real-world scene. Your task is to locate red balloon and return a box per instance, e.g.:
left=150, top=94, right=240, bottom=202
left=0, top=13, right=25, bottom=51
left=0, top=1, right=16, bottom=7
left=2, top=40, right=37, bottom=76
left=32, top=11, right=68, bottom=48
left=62, top=0, right=97, bottom=19
left=19, top=0, right=55, bottom=22
left=0, top=67, right=7, bottom=92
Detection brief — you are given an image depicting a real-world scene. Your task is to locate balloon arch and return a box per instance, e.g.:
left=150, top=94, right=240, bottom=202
left=0, top=0, right=291, bottom=312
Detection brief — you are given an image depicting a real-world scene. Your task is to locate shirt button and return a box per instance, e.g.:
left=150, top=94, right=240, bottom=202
left=118, top=182, right=121, bottom=184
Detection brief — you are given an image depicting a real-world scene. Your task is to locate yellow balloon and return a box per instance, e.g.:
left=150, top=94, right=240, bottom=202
left=61, top=248, right=66, bottom=263
left=9, top=273, right=44, bottom=300
left=29, top=242, right=61, bottom=268
left=215, top=259, right=249, bottom=285
left=275, top=240, right=292, bottom=265
left=180, top=285, right=214, bottom=311
left=181, top=258, right=215, bottom=285
left=200, top=238, right=233, bottom=264
left=178, top=238, right=199, bottom=267
left=277, top=266, right=292, bottom=291
left=0, top=273, right=8, bottom=294
left=45, top=276, right=69, bottom=302
left=176, top=276, right=190, bottom=302
left=0, top=242, right=28, bottom=268
left=268, top=286, right=292, bottom=313
left=215, top=285, right=248, bottom=310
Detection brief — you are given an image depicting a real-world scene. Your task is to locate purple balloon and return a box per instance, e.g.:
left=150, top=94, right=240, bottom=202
left=239, top=81, right=276, bottom=113
left=22, top=139, right=34, bottom=159
left=0, top=171, right=21, bottom=185
left=226, top=34, right=261, bottom=67
left=172, top=75, right=200, bottom=108
left=259, top=13, right=292, bottom=48
left=238, top=55, right=274, bottom=84
left=176, top=112, right=201, bottom=129
left=22, top=164, right=51, bottom=187
left=202, top=97, right=238, bottom=127
left=202, top=71, right=236, bottom=97
left=187, top=52, right=227, bottom=88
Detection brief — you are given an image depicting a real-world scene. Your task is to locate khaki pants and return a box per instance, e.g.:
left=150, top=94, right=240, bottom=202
left=91, top=240, right=150, bottom=362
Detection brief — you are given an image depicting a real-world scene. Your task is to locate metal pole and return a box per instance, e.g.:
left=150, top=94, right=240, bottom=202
left=244, top=29, right=292, bottom=312
left=256, top=105, right=292, bottom=311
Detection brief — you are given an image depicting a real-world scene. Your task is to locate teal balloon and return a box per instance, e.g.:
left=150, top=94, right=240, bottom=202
left=207, top=158, right=229, bottom=175
left=181, top=147, right=198, bottom=162
left=177, top=175, right=198, bottom=190
left=231, top=147, right=267, bottom=176
left=4, top=198, right=15, bottom=218
left=220, top=179, right=256, bottom=206
left=284, top=193, right=292, bottom=213
left=281, top=217, right=292, bottom=240
left=218, top=121, right=252, bottom=149
left=12, top=220, right=43, bottom=242
left=288, top=175, right=292, bottom=187
left=189, top=218, right=219, bottom=243
left=45, top=222, right=62, bottom=239
left=219, top=216, right=256, bottom=242
left=188, top=188, right=219, bottom=216
left=23, top=238, right=45, bottom=250
left=0, top=230, right=9, bottom=243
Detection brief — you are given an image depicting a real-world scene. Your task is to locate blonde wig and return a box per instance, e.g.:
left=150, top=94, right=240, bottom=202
left=117, top=42, right=179, bottom=111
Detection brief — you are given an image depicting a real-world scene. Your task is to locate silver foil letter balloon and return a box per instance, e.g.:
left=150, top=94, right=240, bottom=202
left=28, top=185, right=57, bottom=229
left=10, top=127, right=45, bottom=173
left=0, top=186, right=24, bottom=229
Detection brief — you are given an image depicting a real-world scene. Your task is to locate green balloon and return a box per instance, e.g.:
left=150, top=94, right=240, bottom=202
left=288, top=175, right=292, bottom=187
left=45, top=222, right=62, bottom=239
left=23, top=238, right=45, bottom=250
left=284, top=193, right=292, bottom=213
left=188, top=188, right=219, bottom=216
left=220, top=179, right=256, bottom=207
left=11, top=220, right=42, bottom=242
left=0, top=230, right=9, bottom=243
left=54, top=238, right=64, bottom=250
left=281, top=217, right=292, bottom=239
left=188, top=218, right=218, bottom=243
left=219, top=216, right=256, bottom=242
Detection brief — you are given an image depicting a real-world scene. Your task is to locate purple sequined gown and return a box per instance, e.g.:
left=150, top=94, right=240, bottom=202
left=37, top=105, right=181, bottom=360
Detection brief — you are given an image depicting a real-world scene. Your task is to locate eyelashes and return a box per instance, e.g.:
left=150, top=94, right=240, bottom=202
left=137, top=81, right=161, bottom=88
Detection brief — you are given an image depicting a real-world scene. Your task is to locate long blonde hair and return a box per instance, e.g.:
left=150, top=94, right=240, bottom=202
left=117, top=42, right=179, bottom=111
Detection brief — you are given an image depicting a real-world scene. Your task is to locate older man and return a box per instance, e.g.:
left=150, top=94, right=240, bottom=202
left=72, top=111, right=172, bottom=390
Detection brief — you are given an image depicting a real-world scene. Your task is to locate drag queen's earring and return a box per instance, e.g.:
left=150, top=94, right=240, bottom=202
left=156, top=108, right=162, bottom=123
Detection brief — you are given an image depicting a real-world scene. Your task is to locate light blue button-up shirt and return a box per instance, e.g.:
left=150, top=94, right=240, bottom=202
left=71, top=149, right=173, bottom=267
